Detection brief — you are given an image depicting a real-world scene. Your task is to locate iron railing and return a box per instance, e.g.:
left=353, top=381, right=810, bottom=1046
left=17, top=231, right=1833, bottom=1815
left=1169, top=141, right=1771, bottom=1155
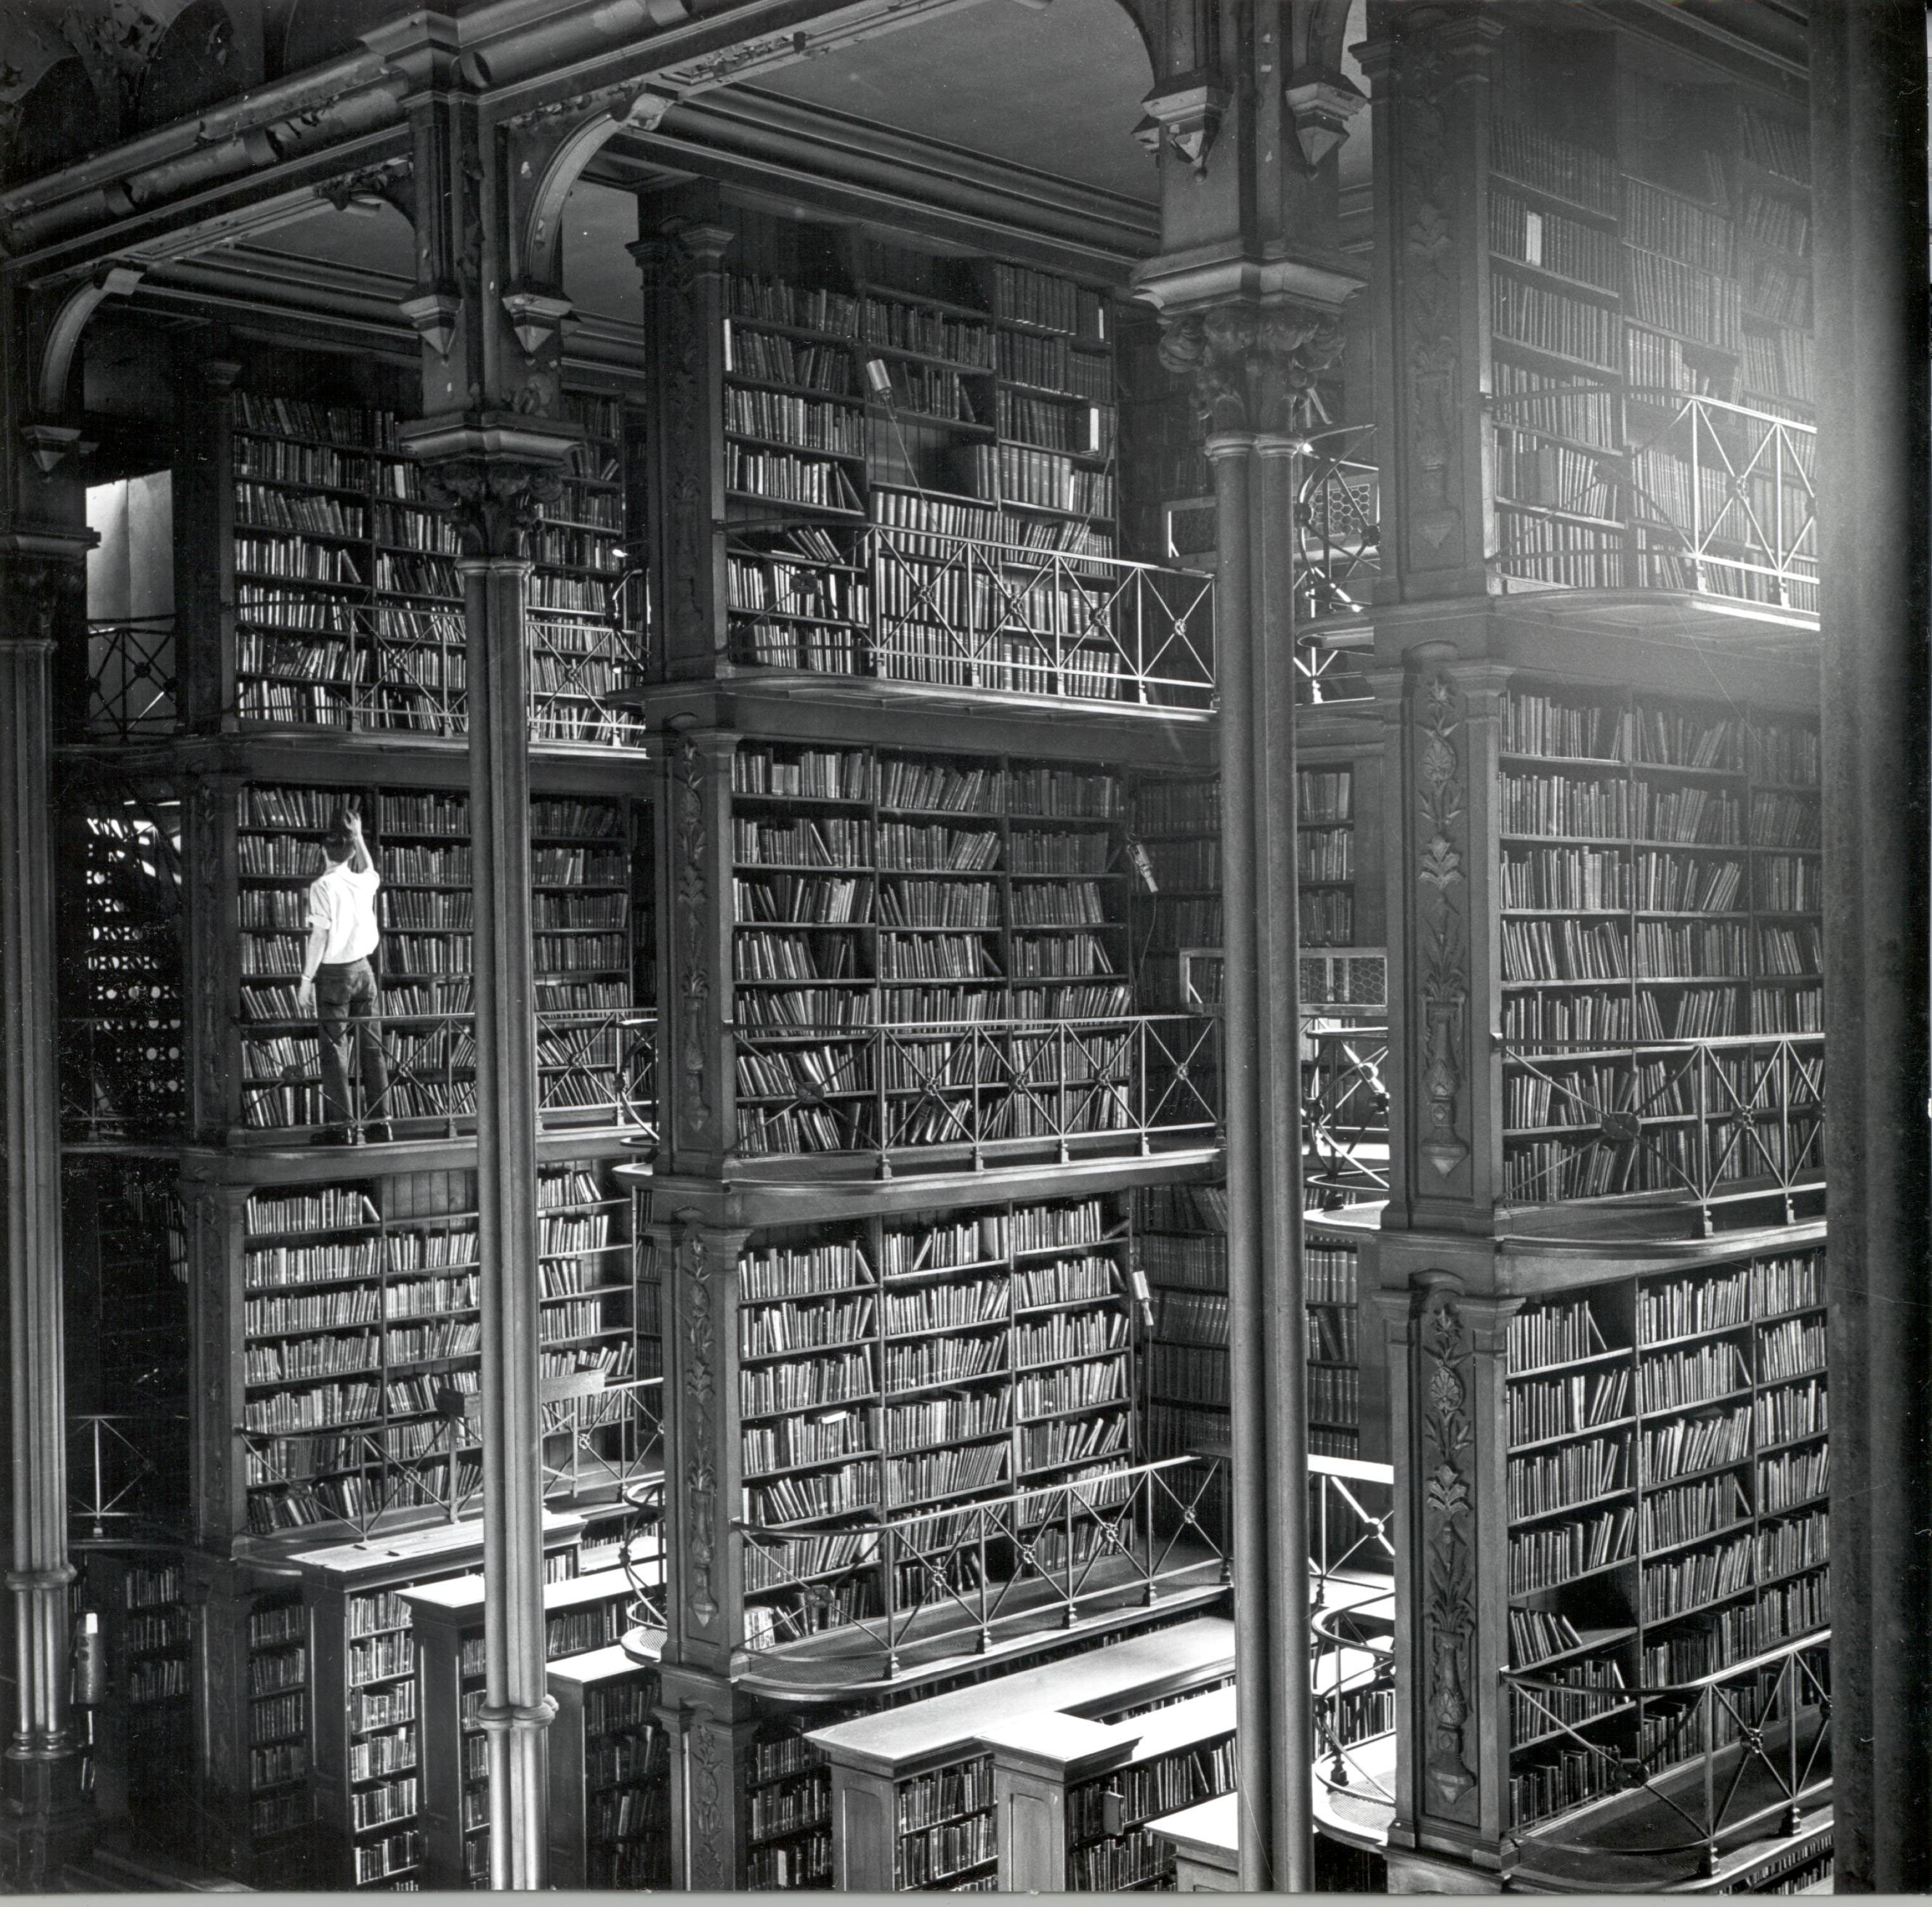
left=70, top=1413, right=189, bottom=1546
left=726, top=1455, right=1228, bottom=1680
left=1309, top=1455, right=1398, bottom=1806
left=1503, top=1630, right=1830, bottom=1877
left=83, top=615, right=649, bottom=745
left=1492, top=394, right=1819, bottom=625
left=732, top=522, right=1216, bottom=708
left=1500, top=1033, right=1824, bottom=1229
left=241, top=1373, right=663, bottom=1545
left=1303, top=1019, right=1391, bottom=1208
left=86, top=617, right=179, bottom=741
left=730, top=1012, right=1221, bottom=1167
left=1294, top=429, right=1381, bottom=705
left=61, top=1005, right=656, bottom=1144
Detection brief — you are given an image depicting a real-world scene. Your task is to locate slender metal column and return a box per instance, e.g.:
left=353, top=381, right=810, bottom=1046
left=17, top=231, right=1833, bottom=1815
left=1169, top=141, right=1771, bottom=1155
left=0, top=549, right=91, bottom=1882
left=1254, top=434, right=1311, bottom=1889
left=459, top=546, right=552, bottom=1891
left=1208, top=429, right=1278, bottom=1890
left=1811, top=1, right=1932, bottom=1890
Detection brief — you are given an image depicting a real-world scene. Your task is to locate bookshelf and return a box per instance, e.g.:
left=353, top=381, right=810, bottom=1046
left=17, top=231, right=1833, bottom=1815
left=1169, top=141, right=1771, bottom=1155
left=295, top=1515, right=586, bottom=1889
left=227, top=388, right=642, bottom=742
left=1474, top=100, right=1816, bottom=614
left=85, top=1553, right=193, bottom=1839
left=973, top=1680, right=1238, bottom=1890
left=221, top=779, right=650, bottom=1143
left=1495, top=683, right=1822, bottom=1212
left=807, top=1616, right=1234, bottom=1891
left=204, top=1162, right=645, bottom=1552
left=657, top=1193, right=1139, bottom=1661
left=403, top=1568, right=634, bottom=1887
left=721, top=738, right=1154, bottom=1162
left=546, top=1637, right=670, bottom=1888
left=649, top=214, right=1216, bottom=709
left=1500, top=1244, right=1829, bottom=1837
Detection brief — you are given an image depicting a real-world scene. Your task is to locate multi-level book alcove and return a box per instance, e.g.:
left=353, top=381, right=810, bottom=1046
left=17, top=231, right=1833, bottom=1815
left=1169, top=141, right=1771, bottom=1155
left=1370, top=9, right=1818, bottom=633
left=639, top=195, right=1210, bottom=714
left=60, top=767, right=655, bottom=1151
left=1492, top=1238, right=1830, bottom=1887
left=55, top=318, right=668, bottom=1887
left=624, top=182, right=1234, bottom=1892
left=171, top=357, right=646, bottom=745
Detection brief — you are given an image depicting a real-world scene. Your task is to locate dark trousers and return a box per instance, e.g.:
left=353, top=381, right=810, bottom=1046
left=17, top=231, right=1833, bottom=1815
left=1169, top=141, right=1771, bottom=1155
left=316, top=957, right=391, bottom=1132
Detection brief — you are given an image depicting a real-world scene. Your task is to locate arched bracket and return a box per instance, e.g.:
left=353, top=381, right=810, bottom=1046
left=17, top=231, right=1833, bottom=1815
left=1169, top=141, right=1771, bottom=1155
left=515, top=85, right=678, bottom=292
left=35, top=262, right=145, bottom=416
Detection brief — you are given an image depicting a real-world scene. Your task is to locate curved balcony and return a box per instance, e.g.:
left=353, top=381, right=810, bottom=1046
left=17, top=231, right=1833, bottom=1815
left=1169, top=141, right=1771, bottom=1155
left=1502, top=1630, right=1830, bottom=1892
left=1309, top=1456, right=1398, bottom=1859
left=1501, top=1032, right=1824, bottom=1239
left=714, top=1457, right=1229, bottom=1699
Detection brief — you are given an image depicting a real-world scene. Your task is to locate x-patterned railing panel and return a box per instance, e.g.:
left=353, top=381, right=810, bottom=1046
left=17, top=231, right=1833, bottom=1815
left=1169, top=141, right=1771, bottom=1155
left=86, top=618, right=179, bottom=741
left=866, top=525, right=1214, bottom=707
left=1500, top=1034, right=1824, bottom=1224
left=731, top=1457, right=1226, bottom=1675
left=1503, top=1631, right=1831, bottom=1874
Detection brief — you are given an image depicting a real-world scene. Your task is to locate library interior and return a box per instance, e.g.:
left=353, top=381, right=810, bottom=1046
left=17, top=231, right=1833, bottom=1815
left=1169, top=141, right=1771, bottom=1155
left=0, top=0, right=1920, bottom=1895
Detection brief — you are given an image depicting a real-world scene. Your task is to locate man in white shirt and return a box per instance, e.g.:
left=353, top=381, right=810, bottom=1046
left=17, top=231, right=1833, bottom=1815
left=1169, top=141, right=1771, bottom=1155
left=295, top=806, right=391, bottom=1144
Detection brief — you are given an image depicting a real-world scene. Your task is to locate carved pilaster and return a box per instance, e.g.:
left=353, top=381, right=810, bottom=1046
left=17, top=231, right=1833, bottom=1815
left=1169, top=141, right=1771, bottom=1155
left=182, top=1183, right=248, bottom=1555
left=182, top=772, right=243, bottom=1143
left=635, top=208, right=735, bottom=682
left=652, top=1219, right=748, bottom=1675
left=654, top=732, right=737, bottom=1177
left=1361, top=7, right=1504, bottom=602
left=657, top=1667, right=758, bottom=1890
left=1386, top=1276, right=1520, bottom=1871
left=1392, top=660, right=1511, bottom=1229
left=175, top=355, right=241, bottom=734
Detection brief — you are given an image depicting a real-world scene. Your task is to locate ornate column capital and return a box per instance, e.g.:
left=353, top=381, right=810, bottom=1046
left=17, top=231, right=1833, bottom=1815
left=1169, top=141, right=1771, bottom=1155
left=0, top=541, right=89, bottom=649
left=1156, top=297, right=1348, bottom=437
left=413, top=457, right=562, bottom=562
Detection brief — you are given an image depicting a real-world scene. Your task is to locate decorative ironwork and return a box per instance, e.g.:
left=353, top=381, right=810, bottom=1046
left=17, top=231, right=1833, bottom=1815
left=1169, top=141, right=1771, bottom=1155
left=84, top=615, right=177, bottom=740
left=1500, top=1032, right=1824, bottom=1231
left=1492, top=394, right=1819, bottom=627
left=726, top=1457, right=1226, bottom=1687
left=1502, top=1632, right=1831, bottom=1879
left=1309, top=1456, right=1398, bottom=1805
left=68, top=1413, right=188, bottom=1546
left=729, top=1012, right=1221, bottom=1168
left=1302, top=1017, right=1391, bottom=1207
left=728, top=522, right=1215, bottom=709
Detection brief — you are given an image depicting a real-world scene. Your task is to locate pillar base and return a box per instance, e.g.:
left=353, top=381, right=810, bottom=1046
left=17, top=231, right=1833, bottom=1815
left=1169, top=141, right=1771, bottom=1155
left=1384, top=1845, right=1506, bottom=1895
left=0, top=1750, right=95, bottom=1891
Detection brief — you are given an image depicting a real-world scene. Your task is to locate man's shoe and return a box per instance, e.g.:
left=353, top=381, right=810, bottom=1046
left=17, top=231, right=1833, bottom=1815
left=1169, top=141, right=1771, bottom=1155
left=365, top=1125, right=395, bottom=1145
left=312, top=1130, right=355, bottom=1147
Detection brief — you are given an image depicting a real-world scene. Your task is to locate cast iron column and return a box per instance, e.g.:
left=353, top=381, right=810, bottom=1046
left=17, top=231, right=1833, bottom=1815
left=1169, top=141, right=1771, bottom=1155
left=1256, top=433, right=1311, bottom=1889
left=1812, top=0, right=1932, bottom=1890
left=0, top=540, right=92, bottom=1884
left=1205, top=429, right=1280, bottom=1888
left=409, top=444, right=570, bottom=1890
